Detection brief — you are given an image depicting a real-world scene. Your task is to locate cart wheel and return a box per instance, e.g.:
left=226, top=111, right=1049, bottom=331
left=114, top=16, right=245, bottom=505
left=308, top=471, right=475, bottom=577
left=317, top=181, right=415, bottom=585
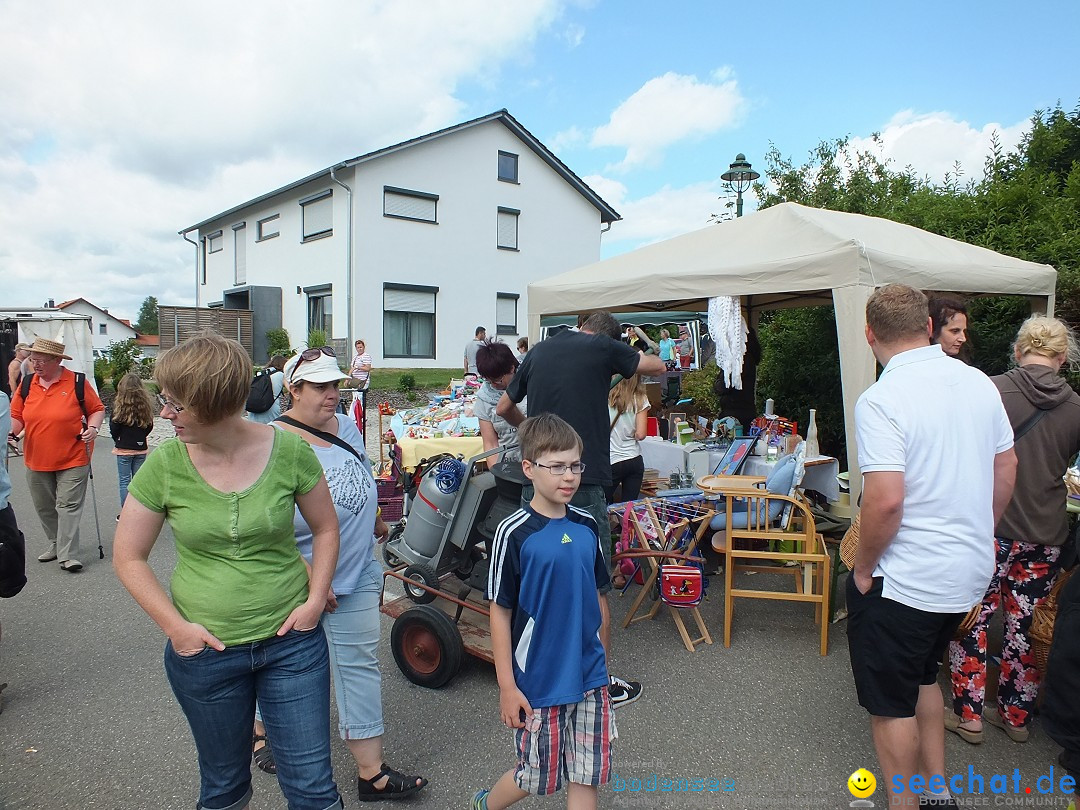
left=381, top=524, right=406, bottom=568
left=402, top=563, right=440, bottom=604
left=390, top=605, right=463, bottom=688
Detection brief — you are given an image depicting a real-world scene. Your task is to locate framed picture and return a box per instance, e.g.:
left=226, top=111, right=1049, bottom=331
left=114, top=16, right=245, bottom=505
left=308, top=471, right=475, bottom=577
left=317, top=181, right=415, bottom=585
left=712, top=437, right=756, bottom=476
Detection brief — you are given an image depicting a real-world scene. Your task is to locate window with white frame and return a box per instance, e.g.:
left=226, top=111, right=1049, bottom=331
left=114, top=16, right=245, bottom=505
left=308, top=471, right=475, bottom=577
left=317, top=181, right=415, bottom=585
left=300, top=190, right=333, bottom=241
left=497, top=207, right=519, bottom=250
left=207, top=230, right=223, bottom=253
left=383, top=284, right=437, bottom=359
left=383, top=186, right=438, bottom=223
left=256, top=214, right=280, bottom=241
left=233, top=222, right=246, bottom=285
left=496, top=293, right=518, bottom=335
left=498, top=151, right=518, bottom=183
left=305, top=284, right=333, bottom=337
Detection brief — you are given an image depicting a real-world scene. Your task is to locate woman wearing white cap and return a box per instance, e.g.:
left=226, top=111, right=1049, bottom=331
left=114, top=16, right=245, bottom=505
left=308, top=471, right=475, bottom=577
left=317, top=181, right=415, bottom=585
left=265, top=346, right=427, bottom=803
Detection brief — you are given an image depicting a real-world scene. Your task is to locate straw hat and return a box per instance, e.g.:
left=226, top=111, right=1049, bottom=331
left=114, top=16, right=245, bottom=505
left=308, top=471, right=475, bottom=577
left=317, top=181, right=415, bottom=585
left=29, top=337, right=72, bottom=360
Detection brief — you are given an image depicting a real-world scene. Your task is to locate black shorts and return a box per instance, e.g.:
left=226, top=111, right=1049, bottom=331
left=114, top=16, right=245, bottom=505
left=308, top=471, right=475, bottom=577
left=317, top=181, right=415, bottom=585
left=846, top=576, right=965, bottom=717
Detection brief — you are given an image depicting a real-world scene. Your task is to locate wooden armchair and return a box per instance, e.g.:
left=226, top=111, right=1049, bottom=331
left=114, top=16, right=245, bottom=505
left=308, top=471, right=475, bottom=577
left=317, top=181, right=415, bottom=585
left=711, top=484, right=831, bottom=655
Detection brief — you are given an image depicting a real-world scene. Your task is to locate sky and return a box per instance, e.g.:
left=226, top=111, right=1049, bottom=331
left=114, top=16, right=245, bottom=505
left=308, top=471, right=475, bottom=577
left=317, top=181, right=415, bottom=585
left=2, top=0, right=1077, bottom=324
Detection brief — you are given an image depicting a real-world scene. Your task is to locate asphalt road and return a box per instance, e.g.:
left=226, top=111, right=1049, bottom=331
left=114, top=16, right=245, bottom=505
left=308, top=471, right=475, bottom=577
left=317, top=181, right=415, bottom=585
left=0, top=438, right=1073, bottom=809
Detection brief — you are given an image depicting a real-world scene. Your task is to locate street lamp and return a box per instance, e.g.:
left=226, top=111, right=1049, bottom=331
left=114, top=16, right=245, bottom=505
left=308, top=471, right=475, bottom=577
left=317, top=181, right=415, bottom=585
left=720, top=153, right=759, bottom=218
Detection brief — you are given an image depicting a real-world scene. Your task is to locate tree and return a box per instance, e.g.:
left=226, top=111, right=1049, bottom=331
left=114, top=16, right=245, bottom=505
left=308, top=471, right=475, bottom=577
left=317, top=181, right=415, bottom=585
left=107, top=338, right=141, bottom=382
left=752, top=102, right=1080, bottom=462
left=135, top=295, right=159, bottom=335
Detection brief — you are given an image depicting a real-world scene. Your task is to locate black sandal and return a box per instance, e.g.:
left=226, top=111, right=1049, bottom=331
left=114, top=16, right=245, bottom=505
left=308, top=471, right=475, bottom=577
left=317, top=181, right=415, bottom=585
left=357, top=763, right=427, bottom=802
left=252, top=733, right=277, bottom=774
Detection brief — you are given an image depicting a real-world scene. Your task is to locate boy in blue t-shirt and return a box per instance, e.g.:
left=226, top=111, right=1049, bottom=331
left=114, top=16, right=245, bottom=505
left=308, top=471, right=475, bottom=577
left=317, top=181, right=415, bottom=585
left=474, top=413, right=616, bottom=810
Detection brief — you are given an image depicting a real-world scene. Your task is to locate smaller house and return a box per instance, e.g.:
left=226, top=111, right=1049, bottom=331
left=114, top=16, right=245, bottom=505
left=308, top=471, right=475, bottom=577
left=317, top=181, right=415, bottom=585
left=57, top=299, right=139, bottom=355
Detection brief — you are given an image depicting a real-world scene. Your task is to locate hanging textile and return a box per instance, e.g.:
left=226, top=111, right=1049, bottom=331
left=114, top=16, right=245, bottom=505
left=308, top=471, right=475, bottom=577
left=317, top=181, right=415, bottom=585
left=708, top=296, right=747, bottom=389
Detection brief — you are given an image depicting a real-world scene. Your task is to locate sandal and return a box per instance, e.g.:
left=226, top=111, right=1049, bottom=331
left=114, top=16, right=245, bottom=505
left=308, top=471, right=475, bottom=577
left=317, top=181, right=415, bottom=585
left=357, top=763, right=427, bottom=802
left=252, top=733, right=277, bottom=774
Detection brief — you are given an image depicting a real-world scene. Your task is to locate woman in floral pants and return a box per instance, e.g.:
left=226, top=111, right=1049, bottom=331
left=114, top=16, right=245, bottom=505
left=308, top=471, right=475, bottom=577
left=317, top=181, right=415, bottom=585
left=946, top=316, right=1080, bottom=744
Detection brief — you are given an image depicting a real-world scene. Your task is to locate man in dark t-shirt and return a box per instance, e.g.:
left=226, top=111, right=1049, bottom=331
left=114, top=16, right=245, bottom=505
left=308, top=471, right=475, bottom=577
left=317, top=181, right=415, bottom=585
left=496, top=311, right=665, bottom=709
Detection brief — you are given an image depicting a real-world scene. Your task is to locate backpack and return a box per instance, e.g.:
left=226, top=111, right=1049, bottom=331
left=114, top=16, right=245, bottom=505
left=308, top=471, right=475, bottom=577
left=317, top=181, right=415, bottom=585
left=20, top=372, right=87, bottom=422
left=246, top=368, right=277, bottom=414
left=0, top=508, right=27, bottom=599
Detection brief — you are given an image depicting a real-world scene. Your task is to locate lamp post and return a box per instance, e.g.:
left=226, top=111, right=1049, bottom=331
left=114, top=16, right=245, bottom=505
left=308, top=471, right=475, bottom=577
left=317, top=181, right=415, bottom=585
left=720, top=153, right=759, bottom=218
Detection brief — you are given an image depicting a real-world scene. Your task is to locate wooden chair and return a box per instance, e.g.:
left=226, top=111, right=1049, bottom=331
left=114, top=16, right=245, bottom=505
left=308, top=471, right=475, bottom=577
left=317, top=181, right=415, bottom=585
left=711, top=483, right=831, bottom=655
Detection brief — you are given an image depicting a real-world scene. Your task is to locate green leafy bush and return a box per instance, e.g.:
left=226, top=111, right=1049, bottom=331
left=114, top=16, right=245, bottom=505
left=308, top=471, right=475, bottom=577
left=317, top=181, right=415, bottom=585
left=266, top=328, right=292, bottom=357
left=307, top=329, right=328, bottom=349
left=397, top=373, right=416, bottom=393
left=93, top=358, right=109, bottom=391
left=679, top=362, right=721, bottom=414
left=107, top=338, right=141, bottom=382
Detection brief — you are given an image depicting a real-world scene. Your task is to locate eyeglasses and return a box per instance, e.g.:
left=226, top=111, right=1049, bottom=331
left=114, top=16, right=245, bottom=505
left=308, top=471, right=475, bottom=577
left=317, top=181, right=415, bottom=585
left=532, top=461, right=586, bottom=476
left=291, top=346, right=336, bottom=382
left=156, top=393, right=185, bottom=414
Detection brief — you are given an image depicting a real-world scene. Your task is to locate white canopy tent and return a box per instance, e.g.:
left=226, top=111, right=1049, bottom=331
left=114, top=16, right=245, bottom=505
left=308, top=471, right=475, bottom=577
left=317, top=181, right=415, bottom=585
left=528, top=202, right=1057, bottom=503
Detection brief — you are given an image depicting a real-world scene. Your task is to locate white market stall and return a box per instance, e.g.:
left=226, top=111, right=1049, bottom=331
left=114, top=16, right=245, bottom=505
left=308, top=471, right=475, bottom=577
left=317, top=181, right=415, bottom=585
left=526, top=202, right=1057, bottom=504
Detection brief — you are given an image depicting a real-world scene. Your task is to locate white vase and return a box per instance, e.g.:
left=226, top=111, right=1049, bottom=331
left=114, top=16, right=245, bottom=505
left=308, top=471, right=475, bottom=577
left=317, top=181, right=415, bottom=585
left=805, top=409, right=820, bottom=458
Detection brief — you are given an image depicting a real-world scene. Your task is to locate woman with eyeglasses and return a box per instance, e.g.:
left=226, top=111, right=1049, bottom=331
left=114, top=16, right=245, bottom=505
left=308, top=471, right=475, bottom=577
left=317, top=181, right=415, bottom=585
left=113, top=333, right=344, bottom=810
left=255, top=345, right=427, bottom=802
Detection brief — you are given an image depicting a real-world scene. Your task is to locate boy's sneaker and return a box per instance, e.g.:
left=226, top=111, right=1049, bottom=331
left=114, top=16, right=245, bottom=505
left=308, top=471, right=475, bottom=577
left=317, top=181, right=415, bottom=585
left=471, top=789, right=490, bottom=810
left=609, top=675, right=642, bottom=708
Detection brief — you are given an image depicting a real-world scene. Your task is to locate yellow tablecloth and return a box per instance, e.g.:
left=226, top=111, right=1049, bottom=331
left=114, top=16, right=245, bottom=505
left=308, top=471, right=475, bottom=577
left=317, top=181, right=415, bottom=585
left=397, top=437, right=486, bottom=471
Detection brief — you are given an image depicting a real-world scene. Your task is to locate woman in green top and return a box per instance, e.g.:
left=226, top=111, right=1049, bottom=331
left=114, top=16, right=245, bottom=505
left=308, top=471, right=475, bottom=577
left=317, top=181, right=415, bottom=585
left=114, top=334, right=343, bottom=810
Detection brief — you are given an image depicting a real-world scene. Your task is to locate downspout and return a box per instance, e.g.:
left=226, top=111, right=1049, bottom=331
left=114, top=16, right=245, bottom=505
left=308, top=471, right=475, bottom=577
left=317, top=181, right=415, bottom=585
left=180, top=228, right=200, bottom=307
left=329, top=165, right=354, bottom=353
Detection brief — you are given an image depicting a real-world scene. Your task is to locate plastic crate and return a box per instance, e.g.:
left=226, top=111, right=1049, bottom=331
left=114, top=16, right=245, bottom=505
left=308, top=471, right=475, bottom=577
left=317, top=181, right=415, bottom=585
left=377, top=477, right=401, bottom=499
left=378, top=495, right=404, bottom=522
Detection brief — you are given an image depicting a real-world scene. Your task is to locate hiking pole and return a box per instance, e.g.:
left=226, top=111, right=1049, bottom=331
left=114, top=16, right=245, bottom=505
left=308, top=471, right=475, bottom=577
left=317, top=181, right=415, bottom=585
left=83, top=434, right=105, bottom=560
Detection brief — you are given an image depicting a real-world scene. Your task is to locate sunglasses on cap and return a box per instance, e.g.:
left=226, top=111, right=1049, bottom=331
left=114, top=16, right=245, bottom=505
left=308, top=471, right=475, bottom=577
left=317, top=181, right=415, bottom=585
left=290, top=346, right=336, bottom=382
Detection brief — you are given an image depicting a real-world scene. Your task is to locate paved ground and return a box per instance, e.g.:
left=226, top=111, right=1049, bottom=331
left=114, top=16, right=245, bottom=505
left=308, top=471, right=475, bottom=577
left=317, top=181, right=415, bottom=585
left=0, top=432, right=1073, bottom=809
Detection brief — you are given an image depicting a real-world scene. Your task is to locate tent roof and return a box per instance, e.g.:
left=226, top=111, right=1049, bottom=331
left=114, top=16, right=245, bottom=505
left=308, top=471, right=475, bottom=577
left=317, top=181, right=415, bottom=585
left=529, top=202, right=1057, bottom=316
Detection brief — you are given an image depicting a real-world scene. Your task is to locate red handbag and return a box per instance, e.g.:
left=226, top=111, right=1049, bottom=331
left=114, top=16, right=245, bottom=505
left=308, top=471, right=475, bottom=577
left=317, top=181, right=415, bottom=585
left=659, top=564, right=703, bottom=607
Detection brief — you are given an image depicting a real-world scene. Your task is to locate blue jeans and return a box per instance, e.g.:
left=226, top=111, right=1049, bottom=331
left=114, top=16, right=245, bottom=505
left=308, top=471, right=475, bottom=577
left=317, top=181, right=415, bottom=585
left=164, top=627, right=342, bottom=810
left=116, top=454, right=146, bottom=509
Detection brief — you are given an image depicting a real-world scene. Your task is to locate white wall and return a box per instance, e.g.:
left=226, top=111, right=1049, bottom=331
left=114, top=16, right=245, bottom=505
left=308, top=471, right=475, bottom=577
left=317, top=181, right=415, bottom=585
left=198, top=118, right=605, bottom=368
left=349, top=120, right=603, bottom=368
left=59, top=300, right=138, bottom=353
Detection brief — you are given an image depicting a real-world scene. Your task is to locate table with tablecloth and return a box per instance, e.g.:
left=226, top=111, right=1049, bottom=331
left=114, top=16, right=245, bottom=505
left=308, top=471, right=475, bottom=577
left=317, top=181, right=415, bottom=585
left=396, top=436, right=486, bottom=471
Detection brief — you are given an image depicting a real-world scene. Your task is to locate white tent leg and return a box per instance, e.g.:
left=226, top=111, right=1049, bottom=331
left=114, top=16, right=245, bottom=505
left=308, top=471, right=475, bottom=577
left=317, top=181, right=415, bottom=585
left=832, top=285, right=877, bottom=511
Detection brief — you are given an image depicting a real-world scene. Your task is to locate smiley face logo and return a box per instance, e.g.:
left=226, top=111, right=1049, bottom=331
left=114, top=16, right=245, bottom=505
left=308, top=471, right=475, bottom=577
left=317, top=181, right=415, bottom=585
left=848, top=768, right=876, bottom=798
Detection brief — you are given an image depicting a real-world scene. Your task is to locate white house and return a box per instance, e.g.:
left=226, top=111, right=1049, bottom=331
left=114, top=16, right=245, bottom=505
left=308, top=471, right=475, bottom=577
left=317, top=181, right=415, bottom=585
left=180, top=110, right=620, bottom=367
left=56, top=298, right=139, bottom=356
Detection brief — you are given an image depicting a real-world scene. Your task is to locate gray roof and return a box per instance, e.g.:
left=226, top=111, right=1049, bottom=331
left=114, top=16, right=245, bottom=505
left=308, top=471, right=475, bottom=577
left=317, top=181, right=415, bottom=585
left=181, top=109, right=620, bottom=233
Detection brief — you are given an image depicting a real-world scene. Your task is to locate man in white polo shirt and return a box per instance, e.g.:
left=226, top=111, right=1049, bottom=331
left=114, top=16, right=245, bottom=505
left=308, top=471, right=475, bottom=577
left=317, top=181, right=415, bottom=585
left=849, top=284, right=1017, bottom=808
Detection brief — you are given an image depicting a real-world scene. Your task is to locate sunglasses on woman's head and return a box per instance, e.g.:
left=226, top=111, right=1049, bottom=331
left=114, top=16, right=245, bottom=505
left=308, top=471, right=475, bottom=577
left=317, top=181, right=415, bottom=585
left=291, top=346, right=337, bottom=382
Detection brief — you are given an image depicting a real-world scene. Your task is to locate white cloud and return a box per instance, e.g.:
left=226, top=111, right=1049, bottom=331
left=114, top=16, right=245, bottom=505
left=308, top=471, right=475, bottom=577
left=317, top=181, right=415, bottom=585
left=0, top=0, right=566, bottom=316
left=590, top=69, right=745, bottom=172
left=848, top=110, right=1029, bottom=185
left=562, top=23, right=586, bottom=48
left=588, top=174, right=730, bottom=253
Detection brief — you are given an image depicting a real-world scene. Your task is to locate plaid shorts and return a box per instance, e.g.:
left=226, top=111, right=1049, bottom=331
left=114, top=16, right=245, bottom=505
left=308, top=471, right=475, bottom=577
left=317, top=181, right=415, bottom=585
left=513, top=687, right=617, bottom=796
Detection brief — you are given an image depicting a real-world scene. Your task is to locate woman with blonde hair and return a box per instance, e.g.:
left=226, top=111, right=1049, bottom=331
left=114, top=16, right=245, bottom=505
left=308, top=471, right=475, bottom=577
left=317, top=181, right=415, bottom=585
left=606, top=374, right=649, bottom=505
left=109, top=372, right=154, bottom=517
left=114, top=333, right=343, bottom=810
left=946, top=316, right=1080, bottom=745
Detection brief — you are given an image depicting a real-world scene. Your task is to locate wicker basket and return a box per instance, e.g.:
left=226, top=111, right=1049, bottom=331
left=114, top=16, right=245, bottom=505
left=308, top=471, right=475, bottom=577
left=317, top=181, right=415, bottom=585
left=839, top=514, right=860, bottom=570
left=839, top=511, right=980, bottom=638
left=1030, top=568, right=1073, bottom=674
